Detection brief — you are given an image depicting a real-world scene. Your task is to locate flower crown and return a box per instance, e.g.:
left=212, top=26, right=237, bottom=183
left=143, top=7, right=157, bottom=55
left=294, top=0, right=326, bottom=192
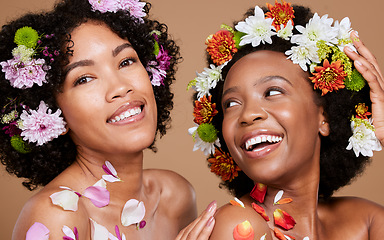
left=188, top=0, right=382, bottom=181
left=0, top=0, right=171, bottom=153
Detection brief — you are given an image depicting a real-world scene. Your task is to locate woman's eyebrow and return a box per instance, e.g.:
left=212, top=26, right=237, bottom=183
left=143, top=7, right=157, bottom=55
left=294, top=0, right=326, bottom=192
left=64, top=59, right=94, bottom=76
left=112, top=43, right=133, bottom=57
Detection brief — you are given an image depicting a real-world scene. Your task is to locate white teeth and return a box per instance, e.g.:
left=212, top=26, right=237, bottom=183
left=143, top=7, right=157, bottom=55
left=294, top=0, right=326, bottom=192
left=108, top=107, right=141, bottom=123
left=245, top=135, right=282, bottom=150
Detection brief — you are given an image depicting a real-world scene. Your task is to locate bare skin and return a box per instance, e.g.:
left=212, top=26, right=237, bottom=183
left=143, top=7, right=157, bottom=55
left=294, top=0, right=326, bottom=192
left=210, top=32, right=384, bottom=240
left=12, top=22, right=215, bottom=240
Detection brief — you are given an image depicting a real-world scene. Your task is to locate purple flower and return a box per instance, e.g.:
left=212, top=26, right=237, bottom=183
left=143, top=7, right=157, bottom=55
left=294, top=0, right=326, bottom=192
left=156, top=46, right=171, bottom=71
left=146, top=61, right=166, bottom=86
left=20, top=101, right=66, bottom=146
left=0, top=57, right=49, bottom=89
left=88, top=0, right=119, bottom=13
left=2, top=121, right=22, bottom=137
left=119, top=0, right=146, bottom=22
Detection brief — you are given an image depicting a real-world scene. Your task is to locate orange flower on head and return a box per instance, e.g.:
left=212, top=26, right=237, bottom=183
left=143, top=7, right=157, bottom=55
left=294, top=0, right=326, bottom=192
left=206, top=30, right=238, bottom=65
left=355, top=103, right=371, bottom=119
left=233, top=220, right=254, bottom=240
left=208, top=148, right=241, bottom=182
left=309, top=59, right=347, bottom=96
left=273, top=209, right=296, bottom=230
left=265, top=0, right=295, bottom=31
left=193, top=95, right=218, bottom=124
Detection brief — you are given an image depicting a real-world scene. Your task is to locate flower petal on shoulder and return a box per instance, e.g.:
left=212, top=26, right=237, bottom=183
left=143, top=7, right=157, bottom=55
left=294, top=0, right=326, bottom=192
left=26, top=222, right=50, bottom=240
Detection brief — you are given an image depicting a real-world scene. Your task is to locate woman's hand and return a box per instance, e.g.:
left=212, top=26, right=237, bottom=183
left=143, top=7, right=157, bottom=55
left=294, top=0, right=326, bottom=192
left=175, top=201, right=216, bottom=240
left=345, top=31, right=384, bottom=146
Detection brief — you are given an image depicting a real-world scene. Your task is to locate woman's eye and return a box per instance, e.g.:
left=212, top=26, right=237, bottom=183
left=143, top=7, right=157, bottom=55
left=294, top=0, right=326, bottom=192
left=224, top=100, right=240, bottom=109
left=119, top=58, right=135, bottom=68
left=74, top=76, right=94, bottom=86
left=266, top=88, right=283, bottom=97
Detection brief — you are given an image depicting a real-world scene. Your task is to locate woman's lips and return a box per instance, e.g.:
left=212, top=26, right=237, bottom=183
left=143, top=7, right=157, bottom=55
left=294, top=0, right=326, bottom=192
left=107, top=101, right=144, bottom=124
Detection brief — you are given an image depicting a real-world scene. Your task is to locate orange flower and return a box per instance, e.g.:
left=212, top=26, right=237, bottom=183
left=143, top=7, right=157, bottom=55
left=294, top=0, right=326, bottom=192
left=233, top=220, right=254, bottom=240
left=309, top=59, right=347, bottom=96
left=251, top=202, right=270, bottom=221
left=250, top=183, right=267, bottom=203
left=193, top=95, right=218, bottom=124
left=355, top=103, right=371, bottom=119
left=265, top=0, right=295, bottom=31
left=208, top=148, right=241, bottom=182
left=206, top=30, right=238, bottom=65
left=273, top=209, right=296, bottom=230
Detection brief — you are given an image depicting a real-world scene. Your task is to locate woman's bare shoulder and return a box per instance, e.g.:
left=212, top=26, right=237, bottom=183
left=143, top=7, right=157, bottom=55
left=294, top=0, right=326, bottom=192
left=12, top=186, right=89, bottom=240
left=320, top=196, right=384, bottom=238
left=210, top=200, right=272, bottom=240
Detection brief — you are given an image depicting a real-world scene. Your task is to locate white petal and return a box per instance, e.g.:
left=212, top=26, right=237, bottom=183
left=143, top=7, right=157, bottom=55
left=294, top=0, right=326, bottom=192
left=303, top=237, right=310, bottom=240
left=90, top=218, right=109, bottom=240
left=102, top=175, right=120, bottom=183
left=62, top=225, right=75, bottom=238
left=93, top=179, right=107, bottom=188
left=260, top=234, right=266, bottom=240
left=274, top=190, right=284, bottom=204
left=50, top=190, right=79, bottom=211
left=121, top=199, right=146, bottom=227
left=234, top=197, right=245, bottom=208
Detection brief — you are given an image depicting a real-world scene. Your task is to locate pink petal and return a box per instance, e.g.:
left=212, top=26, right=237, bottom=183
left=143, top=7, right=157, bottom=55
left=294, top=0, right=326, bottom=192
left=90, top=218, right=109, bottom=240
left=50, top=189, right=79, bottom=211
left=62, top=225, right=75, bottom=239
left=83, top=186, right=110, bottom=208
left=121, top=199, right=146, bottom=227
left=104, top=161, right=117, bottom=177
left=26, top=222, right=49, bottom=240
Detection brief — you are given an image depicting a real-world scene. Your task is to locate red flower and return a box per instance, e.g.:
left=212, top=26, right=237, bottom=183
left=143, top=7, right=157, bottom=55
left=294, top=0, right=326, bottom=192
left=265, top=0, right=295, bottom=31
left=208, top=148, right=241, bottom=182
left=250, top=183, right=267, bottom=203
left=355, top=103, right=371, bottom=119
left=309, top=59, right=347, bottom=96
left=273, top=209, right=296, bottom=230
left=206, top=30, right=238, bottom=65
left=193, top=95, right=218, bottom=124
left=251, top=202, right=270, bottom=221
left=274, top=228, right=287, bottom=240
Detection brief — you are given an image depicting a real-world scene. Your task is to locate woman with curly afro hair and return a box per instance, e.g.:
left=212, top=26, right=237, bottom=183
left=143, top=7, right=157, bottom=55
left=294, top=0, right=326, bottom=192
left=188, top=2, right=384, bottom=239
left=0, top=0, right=215, bottom=239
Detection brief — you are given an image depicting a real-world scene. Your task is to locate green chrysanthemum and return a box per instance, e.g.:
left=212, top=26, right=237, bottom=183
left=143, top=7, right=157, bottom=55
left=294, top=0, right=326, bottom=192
left=1, top=110, right=18, bottom=124
left=233, top=31, right=246, bottom=49
left=345, top=69, right=366, bottom=92
left=14, top=27, right=39, bottom=49
left=10, top=135, right=31, bottom=154
left=197, top=123, right=218, bottom=143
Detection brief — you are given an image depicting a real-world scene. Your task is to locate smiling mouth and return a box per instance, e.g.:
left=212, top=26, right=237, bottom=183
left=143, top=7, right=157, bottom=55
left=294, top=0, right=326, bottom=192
left=107, top=106, right=143, bottom=123
left=244, top=135, right=282, bottom=151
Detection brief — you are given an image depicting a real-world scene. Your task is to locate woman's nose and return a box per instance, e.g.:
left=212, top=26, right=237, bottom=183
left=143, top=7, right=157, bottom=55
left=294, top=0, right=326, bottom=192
left=105, top=71, right=133, bottom=102
left=238, top=102, right=268, bottom=126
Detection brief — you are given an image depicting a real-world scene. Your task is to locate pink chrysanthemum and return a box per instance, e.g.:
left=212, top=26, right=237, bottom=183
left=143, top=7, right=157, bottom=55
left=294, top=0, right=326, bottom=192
left=88, top=0, right=119, bottom=13
left=119, top=0, right=146, bottom=21
left=20, top=101, right=66, bottom=146
left=146, top=61, right=166, bottom=86
left=0, top=57, right=48, bottom=89
left=156, top=46, right=171, bottom=71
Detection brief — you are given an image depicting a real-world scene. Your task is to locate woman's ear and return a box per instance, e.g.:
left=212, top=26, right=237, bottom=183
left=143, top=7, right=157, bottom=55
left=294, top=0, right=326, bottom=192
left=61, top=125, right=69, bottom=136
left=319, top=108, right=330, bottom=137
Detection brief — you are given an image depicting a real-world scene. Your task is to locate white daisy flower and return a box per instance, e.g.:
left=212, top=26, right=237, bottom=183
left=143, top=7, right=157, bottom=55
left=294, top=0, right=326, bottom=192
left=347, top=118, right=382, bottom=157
left=291, top=13, right=338, bottom=46
left=235, top=6, right=276, bottom=47
left=285, top=44, right=319, bottom=71
left=193, top=64, right=223, bottom=99
left=277, top=20, right=294, bottom=40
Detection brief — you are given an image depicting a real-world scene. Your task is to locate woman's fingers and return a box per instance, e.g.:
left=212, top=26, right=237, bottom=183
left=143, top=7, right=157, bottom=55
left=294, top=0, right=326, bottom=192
left=175, top=201, right=217, bottom=240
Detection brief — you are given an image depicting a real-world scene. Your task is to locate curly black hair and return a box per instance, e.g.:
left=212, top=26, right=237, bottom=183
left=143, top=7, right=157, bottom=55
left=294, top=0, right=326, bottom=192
left=0, top=0, right=180, bottom=190
left=204, top=5, right=371, bottom=200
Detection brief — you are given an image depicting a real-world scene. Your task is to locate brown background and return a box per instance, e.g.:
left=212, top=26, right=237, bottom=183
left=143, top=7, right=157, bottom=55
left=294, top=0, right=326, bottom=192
left=1, top=0, right=383, bottom=238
